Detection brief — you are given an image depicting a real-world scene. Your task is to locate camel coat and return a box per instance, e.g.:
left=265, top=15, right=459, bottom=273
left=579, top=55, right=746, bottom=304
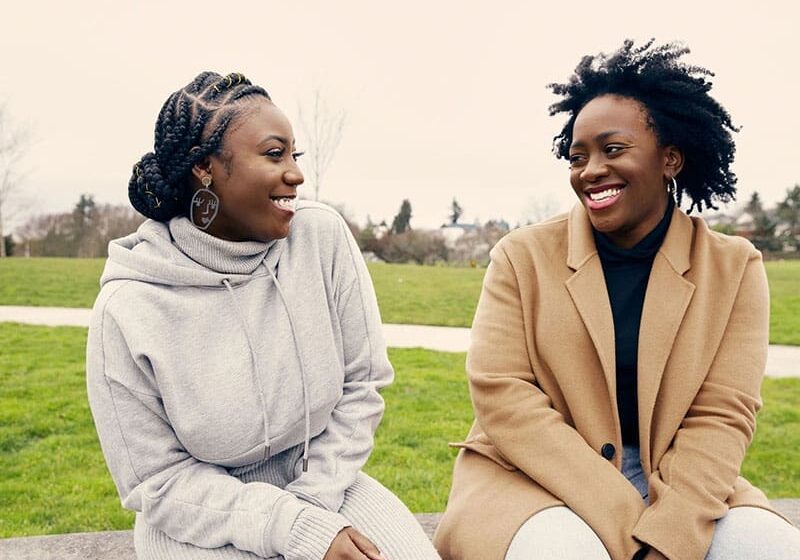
left=433, top=203, right=779, bottom=560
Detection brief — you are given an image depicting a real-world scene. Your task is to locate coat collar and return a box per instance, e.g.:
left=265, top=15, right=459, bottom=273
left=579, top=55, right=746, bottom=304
left=566, top=202, right=693, bottom=274
left=564, top=202, right=696, bottom=461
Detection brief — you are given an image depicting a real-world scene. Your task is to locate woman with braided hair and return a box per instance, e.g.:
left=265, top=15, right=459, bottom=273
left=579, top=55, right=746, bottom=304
left=87, top=71, right=440, bottom=560
left=434, top=40, right=800, bottom=559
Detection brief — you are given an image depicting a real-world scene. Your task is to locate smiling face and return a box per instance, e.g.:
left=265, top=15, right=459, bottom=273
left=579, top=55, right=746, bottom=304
left=568, top=94, right=682, bottom=248
left=193, top=98, right=304, bottom=242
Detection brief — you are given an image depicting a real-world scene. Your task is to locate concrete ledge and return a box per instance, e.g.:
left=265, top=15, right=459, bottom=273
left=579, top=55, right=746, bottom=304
left=0, top=514, right=440, bottom=560
left=1, top=506, right=797, bottom=559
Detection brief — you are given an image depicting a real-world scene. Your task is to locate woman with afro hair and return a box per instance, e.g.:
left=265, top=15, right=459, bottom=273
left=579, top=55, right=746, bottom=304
left=86, top=72, right=441, bottom=560
left=434, top=40, right=800, bottom=560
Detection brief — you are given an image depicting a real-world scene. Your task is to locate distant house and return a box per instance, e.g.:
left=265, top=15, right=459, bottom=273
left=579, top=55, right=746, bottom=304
left=703, top=211, right=737, bottom=235
left=732, top=211, right=756, bottom=238
left=372, top=222, right=390, bottom=239
left=703, top=210, right=755, bottom=239
left=440, top=223, right=477, bottom=249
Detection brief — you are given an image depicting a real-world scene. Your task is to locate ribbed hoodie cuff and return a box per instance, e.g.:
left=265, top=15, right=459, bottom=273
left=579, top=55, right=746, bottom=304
left=284, top=506, right=351, bottom=560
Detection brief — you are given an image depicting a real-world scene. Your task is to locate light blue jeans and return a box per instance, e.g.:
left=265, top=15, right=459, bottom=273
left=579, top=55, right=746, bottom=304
left=505, top=446, right=800, bottom=559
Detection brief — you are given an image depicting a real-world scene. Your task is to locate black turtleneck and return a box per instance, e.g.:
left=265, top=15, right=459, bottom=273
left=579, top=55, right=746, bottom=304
left=593, top=196, right=674, bottom=445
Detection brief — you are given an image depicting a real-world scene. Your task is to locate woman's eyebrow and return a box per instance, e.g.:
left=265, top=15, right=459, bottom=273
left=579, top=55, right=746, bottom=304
left=257, top=135, right=289, bottom=147
left=595, top=130, right=623, bottom=142
left=571, top=130, right=624, bottom=150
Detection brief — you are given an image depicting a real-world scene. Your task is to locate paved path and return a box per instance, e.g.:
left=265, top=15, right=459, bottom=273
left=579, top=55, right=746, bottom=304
left=2, top=305, right=798, bottom=378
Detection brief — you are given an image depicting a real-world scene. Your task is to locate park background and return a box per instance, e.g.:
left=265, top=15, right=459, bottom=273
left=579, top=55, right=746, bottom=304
left=1, top=0, right=799, bottom=540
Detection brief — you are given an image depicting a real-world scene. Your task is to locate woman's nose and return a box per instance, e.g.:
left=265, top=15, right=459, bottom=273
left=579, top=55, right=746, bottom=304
left=580, top=156, right=608, bottom=183
left=284, top=161, right=304, bottom=186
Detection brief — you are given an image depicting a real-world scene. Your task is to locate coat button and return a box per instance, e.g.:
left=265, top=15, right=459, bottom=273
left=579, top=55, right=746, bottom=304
left=601, top=443, right=616, bottom=460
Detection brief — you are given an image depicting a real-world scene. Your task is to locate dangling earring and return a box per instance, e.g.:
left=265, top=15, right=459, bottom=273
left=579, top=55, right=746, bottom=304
left=190, top=175, right=220, bottom=230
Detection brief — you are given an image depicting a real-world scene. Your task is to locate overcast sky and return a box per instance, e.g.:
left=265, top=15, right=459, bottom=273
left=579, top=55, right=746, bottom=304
left=2, top=0, right=798, bottom=230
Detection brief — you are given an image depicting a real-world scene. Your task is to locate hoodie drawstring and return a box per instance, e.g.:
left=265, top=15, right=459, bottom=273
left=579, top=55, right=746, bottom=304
left=222, top=271, right=311, bottom=473
left=266, top=266, right=311, bottom=473
left=222, top=278, right=272, bottom=460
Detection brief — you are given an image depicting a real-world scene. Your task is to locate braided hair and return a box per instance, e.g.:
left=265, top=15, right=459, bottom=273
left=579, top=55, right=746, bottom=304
left=129, top=72, right=270, bottom=221
left=548, top=39, right=738, bottom=213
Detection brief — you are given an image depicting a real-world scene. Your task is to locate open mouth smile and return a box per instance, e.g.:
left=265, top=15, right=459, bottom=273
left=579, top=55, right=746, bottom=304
left=584, top=185, right=624, bottom=211
left=269, top=195, right=297, bottom=213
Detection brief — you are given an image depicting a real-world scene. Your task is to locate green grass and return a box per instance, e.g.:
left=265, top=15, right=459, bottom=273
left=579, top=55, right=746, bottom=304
left=741, top=377, right=800, bottom=497
left=0, top=324, right=132, bottom=537
left=0, top=258, right=106, bottom=308
left=0, top=258, right=486, bottom=328
left=0, top=258, right=798, bottom=341
left=368, top=263, right=484, bottom=327
left=766, top=260, right=800, bottom=346
left=1, top=323, right=797, bottom=537
left=366, top=348, right=472, bottom=511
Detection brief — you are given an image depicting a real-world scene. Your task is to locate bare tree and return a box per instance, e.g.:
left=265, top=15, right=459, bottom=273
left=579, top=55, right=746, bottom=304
left=297, top=89, right=346, bottom=201
left=374, top=230, right=448, bottom=265
left=0, top=105, right=31, bottom=257
left=15, top=200, right=144, bottom=258
left=520, top=193, right=561, bottom=226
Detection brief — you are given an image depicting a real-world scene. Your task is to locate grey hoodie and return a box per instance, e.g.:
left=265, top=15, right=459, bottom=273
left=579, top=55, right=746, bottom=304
left=86, top=201, right=394, bottom=559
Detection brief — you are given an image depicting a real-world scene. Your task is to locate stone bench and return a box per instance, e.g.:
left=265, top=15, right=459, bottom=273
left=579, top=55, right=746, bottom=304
left=2, top=504, right=798, bottom=560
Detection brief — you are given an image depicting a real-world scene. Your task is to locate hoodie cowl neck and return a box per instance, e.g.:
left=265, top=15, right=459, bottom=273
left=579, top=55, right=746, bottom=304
left=169, top=217, right=275, bottom=275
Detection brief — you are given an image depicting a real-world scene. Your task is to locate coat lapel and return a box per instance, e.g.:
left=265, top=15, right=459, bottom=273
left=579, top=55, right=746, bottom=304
left=565, top=205, right=618, bottom=409
left=637, top=208, right=695, bottom=469
left=564, top=204, right=697, bottom=463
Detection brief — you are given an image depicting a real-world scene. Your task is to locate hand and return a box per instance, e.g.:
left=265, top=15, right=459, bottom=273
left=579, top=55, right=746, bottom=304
left=323, top=527, right=386, bottom=560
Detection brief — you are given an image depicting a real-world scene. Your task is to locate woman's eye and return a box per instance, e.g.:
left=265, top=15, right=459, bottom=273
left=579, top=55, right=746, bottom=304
left=265, top=148, right=284, bottom=159
left=605, top=145, right=625, bottom=155
left=568, top=154, right=586, bottom=167
left=292, top=151, right=305, bottom=161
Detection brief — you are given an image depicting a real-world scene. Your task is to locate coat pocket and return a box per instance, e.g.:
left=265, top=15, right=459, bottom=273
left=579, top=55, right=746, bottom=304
left=450, top=432, right=518, bottom=471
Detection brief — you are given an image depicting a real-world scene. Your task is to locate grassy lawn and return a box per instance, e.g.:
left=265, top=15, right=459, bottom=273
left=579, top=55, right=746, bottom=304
left=1, top=324, right=798, bottom=537
left=0, top=324, right=132, bottom=537
left=368, top=263, right=484, bottom=327
left=0, top=259, right=485, bottom=328
left=0, top=258, right=106, bottom=309
left=766, top=260, right=800, bottom=346
left=1, top=258, right=798, bottom=344
left=366, top=348, right=472, bottom=511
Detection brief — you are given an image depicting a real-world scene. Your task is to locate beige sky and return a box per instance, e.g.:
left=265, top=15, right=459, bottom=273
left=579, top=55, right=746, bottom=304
left=2, top=0, right=798, bottom=229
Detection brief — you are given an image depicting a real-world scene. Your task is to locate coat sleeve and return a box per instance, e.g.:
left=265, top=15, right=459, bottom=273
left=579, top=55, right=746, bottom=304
left=86, top=294, right=350, bottom=560
left=467, top=242, right=647, bottom=560
left=632, top=251, right=769, bottom=559
left=285, top=216, right=394, bottom=512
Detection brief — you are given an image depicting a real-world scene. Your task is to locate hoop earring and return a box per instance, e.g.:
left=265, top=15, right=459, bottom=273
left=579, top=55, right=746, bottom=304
left=666, top=176, right=677, bottom=195
left=190, top=176, right=219, bottom=230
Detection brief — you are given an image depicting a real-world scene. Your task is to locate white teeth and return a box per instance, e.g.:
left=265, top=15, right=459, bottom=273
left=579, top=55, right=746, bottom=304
left=588, top=187, right=622, bottom=201
left=271, top=197, right=296, bottom=211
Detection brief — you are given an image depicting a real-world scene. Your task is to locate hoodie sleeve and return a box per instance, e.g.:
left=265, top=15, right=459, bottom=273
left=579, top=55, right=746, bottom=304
left=285, top=216, right=394, bottom=512
left=86, top=289, right=350, bottom=560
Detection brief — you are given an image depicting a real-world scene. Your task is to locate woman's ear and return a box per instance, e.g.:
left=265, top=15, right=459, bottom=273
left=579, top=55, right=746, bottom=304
left=190, top=155, right=213, bottom=185
left=664, top=145, right=684, bottom=179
